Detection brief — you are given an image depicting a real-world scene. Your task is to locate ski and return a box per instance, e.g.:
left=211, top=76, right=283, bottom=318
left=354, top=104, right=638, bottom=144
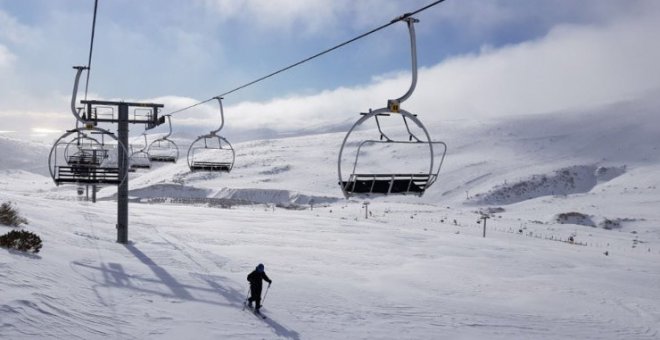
left=243, top=301, right=267, bottom=319
left=247, top=308, right=267, bottom=319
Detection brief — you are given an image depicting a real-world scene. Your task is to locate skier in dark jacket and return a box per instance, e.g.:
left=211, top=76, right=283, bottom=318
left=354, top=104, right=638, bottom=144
left=247, top=263, right=272, bottom=312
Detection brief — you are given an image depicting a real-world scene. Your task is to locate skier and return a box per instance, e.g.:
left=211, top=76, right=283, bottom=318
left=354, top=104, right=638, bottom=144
left=247, top=263, right=272, bottom=313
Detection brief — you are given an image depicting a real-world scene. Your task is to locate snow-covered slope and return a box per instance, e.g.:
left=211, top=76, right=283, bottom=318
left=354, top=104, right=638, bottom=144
left=1, top=98, right=660, bottom=339
left=112, top=98, right=660, bottom=209
left=0, top=136, right=49, bottom=176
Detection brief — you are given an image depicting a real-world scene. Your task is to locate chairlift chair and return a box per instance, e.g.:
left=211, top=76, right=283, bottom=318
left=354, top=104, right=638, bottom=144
left=49, top=127, right=127, bottom=186
left=337, top=17, right=447, bottom=198
left=147, top=115, right=179, bottom=163
left=48, top=66, right=129, bottom=186
left=62, top=115, right=106, bottom=166
left=129, top=133, right=151, bottom=169
left=64, top=133, right=105, bottom=166
left=187, top=97, right=235, bottom=172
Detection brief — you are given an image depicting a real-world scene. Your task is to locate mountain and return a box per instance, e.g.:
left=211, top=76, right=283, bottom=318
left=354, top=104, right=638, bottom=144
left=0, top=136, right=49, bottom=176
left=1, top=98, right=659, bottom=339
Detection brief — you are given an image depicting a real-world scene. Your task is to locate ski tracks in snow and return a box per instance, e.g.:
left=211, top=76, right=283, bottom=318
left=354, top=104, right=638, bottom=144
left=130, top=212, right=300, bottom=339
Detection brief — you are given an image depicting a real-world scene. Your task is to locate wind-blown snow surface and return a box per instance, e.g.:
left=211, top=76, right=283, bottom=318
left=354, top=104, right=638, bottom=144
left=2, top=99, right=660, bottom=339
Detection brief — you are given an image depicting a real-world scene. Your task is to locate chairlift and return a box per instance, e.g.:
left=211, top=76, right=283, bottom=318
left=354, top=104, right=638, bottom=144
left=64, top=131, right=105, bottom=166
left=130, top=133, right=151, bottom=169
left=337, top=17, right=447, bottom=198
left=147, top=115, right=179, bottom=163
left=48, top=67, right=127, bottom=186
left=49, top=127, right=127, bottom=186
left=187, top=97, right=235, bottom=172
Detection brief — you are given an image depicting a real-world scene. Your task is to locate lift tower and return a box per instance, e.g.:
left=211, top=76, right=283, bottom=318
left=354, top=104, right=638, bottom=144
left=80, top=99, right=164, bottom=243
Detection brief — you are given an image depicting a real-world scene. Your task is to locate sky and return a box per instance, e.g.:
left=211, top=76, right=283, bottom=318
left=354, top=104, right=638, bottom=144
left=0, top=0, right=659, bottom=142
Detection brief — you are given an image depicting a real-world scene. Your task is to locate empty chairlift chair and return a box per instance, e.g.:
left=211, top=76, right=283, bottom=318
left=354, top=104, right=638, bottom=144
left=337, top=17, right=447, bottom=198
left=49, top=127, right=127, bottom=186
left=129, top=133, right=151, bottom=170
left=48, top=66, right=130, bottom=187
left=147, top=114, right=179, bottom=163
left=187, top=97, right=235, bottom=172
left=64, top=132, right=105, bottom=166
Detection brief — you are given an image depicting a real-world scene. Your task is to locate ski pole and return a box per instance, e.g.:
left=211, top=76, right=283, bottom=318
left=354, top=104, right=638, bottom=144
left=241, top=286, right=250, bottom=310
left=261, top=285, right=270, bottom=306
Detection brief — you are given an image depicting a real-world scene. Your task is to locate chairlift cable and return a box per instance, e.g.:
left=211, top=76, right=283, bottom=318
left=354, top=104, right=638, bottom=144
left=84, top=0, right=99, bottom=102
left=167, top=98, right=215, bottom=116
left=165, top=0, right=447, bottom=116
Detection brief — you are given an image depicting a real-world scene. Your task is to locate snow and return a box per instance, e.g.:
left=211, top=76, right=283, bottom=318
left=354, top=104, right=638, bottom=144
left=1, top=98, right=660, bottom=339
left=0, top=137, right=49, bottom=176
left=470, top=165, right=627, bottom=205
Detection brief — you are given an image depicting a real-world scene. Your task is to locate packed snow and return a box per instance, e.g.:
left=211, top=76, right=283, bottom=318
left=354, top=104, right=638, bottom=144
left=1, top=98, right=660, bottom=339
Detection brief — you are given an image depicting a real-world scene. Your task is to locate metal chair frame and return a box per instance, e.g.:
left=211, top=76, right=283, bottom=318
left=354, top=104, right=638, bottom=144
left=147, top=115, right=179, bottom=163
left=129, top=133, right=151, bottom=169
left=48, top=127, right=128, bottom=186
left=187, top=97, right=235, bottom=172
left=337, top=17, right=447, bottom=198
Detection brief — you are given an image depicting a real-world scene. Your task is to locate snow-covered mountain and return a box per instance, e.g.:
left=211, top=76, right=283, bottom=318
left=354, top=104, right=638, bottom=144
left=1, top=98, right=659, bottom=339
left=0, top=136, right=49, bottom=176
left=111, top=97, right=660, bottom=208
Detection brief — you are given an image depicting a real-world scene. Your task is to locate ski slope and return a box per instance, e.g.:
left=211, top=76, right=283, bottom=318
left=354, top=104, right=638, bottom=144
left=1, top=99, right=660, bottom=339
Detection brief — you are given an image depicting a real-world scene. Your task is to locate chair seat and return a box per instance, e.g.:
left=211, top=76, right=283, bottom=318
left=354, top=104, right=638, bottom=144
left=55, top=166, right=121, bottom=185
left=131, top=163, right=151, bottom=169
left=190, top=161, right=232, bottom=172
left=149, top=156, right=177, bottom=162
left=341, top=173, right=432, bottom=195
left=67, top=155, right=103, bottom=166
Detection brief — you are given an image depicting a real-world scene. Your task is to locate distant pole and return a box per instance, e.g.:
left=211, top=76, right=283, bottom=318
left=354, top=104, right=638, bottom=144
left=117, top=103, right=129, bottom=244
left=363, top=202, right=370, bottom=219
left=481, top=215, right=489, bottom=238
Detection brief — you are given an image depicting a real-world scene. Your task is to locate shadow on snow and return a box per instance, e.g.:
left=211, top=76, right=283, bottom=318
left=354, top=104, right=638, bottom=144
left=70, top=243, right=300, bottom=339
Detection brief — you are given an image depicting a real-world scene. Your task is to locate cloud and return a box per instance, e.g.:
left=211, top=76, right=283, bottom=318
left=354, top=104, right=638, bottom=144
left=0, top=44, right=16, bottom=67
left=415, top=6, right=660, bottom=119
left=200, top=0, right=344, bottom=35
left=0, top=9, right=35, bottom=43
left=3, top=1, right=659, bottom=143
left=158, top=5, right=659, bottom=135
left=0, top=109, right=71, bottom=140
left=198, top=0, right=423, bottom=36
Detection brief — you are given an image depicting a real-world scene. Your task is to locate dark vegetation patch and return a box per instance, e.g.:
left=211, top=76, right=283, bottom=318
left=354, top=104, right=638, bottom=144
left=0, top=201, right=28, bottom=227
left=0, top=230, right=42, bottom=253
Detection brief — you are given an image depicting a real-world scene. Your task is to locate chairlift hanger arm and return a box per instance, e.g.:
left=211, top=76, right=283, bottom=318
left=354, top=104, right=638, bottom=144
left=131, top=132, right=149, bottom=152
left=210, top=97, right=225, bottom=135
left=164, top=115, right=173, bottom=139
left=71, top=66, right=90, bottom=124
left=141, top=133, right=148, bottom=151
left=152, top=115, right=173, bottom=141
left=388, top=17, right=419, bottom=112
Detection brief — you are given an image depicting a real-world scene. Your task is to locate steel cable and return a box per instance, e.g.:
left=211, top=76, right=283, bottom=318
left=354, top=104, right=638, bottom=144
left=84, top=0, right=99, bottom=102
left=165, top=0, right=447, bottom=116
